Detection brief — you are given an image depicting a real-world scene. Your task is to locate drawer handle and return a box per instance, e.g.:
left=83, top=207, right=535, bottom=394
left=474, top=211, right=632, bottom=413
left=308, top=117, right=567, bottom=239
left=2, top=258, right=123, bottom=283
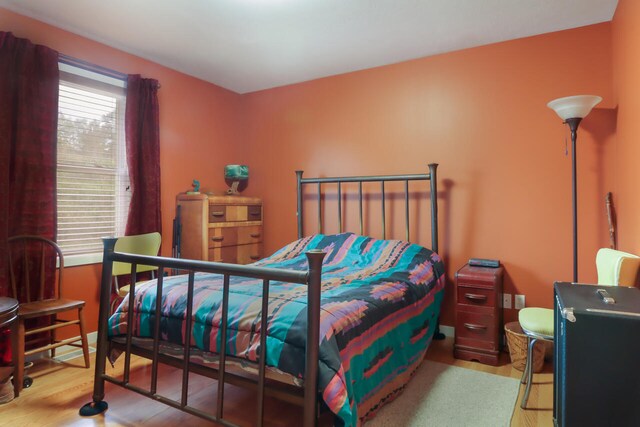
left=250, top=255, right=260, bottom=260
left=249, top=233, right=261, bottom=238
left=249, top=211, right=260, bottom=216
left=211, top=236, right=224, bottom=242
left=463, top=323, right=487, bottom=331
left=211, top=211, right=225, bottom=217
left=464, top=293, right=487, bottom=302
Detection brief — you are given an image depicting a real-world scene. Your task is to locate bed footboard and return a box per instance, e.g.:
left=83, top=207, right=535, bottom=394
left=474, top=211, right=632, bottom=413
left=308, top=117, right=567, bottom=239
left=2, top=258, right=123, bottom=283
left=80, top=237, right=326, bottom=427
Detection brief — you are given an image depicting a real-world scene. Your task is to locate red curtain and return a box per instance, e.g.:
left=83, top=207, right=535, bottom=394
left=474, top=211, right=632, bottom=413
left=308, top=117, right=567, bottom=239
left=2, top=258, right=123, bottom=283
left=124, top=75, right=161, bottom=236
left=0, top=32, right=59, bottom=363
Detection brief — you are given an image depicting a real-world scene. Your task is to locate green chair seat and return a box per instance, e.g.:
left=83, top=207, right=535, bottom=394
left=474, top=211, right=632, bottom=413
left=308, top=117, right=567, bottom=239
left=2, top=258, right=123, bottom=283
left=519, top=307, right=554, bottom=338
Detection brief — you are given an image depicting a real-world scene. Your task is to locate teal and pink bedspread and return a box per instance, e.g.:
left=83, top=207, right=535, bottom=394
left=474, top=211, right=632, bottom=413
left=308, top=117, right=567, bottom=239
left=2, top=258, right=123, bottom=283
left=108, top=233, right=446, bottom=426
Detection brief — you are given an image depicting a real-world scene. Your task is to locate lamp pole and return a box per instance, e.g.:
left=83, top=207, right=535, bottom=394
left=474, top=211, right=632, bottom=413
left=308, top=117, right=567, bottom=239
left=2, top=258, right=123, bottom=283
left=547, top=95, right=601, bottom=283
left=566, top=117, right=581, bottom=283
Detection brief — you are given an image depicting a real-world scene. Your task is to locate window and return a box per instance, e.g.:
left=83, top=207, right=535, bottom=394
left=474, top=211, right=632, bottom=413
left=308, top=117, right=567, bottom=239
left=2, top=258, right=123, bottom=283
left=57, top=62, right=129, bottom=266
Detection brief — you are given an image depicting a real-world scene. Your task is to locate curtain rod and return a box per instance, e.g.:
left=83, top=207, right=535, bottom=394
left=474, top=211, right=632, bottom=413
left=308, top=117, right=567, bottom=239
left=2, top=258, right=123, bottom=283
left=59, top=53, right=127, bottom=81
left=58, top=53, right=161, bottom=89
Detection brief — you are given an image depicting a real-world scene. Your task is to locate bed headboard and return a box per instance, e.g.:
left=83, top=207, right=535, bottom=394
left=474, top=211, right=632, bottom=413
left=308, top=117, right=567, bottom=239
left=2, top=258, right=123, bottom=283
left=295, top=163, right=439, bottom=253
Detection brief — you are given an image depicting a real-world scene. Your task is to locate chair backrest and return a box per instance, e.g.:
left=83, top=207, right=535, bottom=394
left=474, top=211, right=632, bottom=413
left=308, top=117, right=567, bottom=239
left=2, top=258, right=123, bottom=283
left=112, top=232, right=162, bottom=277
left=8, top=235, right=64, bottom=303
left=596, top=248, right=640, bottom=287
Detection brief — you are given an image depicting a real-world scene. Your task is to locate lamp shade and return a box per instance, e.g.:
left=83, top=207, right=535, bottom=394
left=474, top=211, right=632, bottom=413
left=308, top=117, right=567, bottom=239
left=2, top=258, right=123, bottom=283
left=547, top=95, right=602, bottom=120
left=224, top=164, right=249, bottom=180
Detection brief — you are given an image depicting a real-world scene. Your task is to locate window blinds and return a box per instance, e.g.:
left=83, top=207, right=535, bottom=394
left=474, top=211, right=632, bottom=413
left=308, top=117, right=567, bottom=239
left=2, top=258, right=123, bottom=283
left=57, top=67, right=129, bottom=257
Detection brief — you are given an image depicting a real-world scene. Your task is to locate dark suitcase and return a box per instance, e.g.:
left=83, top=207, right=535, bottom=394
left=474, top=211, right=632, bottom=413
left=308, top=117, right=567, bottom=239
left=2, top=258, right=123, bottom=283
left=554, top=282, right=640, bottom=427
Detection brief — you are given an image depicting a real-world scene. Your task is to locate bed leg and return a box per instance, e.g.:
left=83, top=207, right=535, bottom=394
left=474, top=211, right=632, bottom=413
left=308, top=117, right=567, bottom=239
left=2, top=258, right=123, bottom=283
left=304, top=250, right=326, bottom=427
left=80, top=238, right=117, bottom=417
left=79, top=400, right=109, bottom=416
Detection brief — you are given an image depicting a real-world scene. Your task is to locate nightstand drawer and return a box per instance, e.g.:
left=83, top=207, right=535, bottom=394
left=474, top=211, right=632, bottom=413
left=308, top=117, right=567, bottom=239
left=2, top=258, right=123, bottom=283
left=456, top=265, right=503, bottom=290
left=455, top=311, right=497, bottom=350
left=457, top=286, right=495, bottom=308
left=208, top=226, right=262, bottom=248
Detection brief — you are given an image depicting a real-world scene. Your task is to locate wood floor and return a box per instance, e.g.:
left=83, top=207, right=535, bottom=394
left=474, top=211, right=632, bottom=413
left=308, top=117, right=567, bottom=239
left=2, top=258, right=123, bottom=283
left=0, top=337, right=553, bottom=426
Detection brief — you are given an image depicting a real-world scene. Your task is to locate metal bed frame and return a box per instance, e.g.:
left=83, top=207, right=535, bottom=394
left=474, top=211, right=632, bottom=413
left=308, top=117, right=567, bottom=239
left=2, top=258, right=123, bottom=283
left=296, top=163, right=439, bottom=252
left=80, top=164, right=440, bottom=426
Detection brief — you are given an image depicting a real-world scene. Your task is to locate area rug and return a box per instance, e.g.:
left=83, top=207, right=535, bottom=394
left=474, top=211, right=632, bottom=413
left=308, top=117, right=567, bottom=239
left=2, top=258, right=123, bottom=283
left=366, top=361, right=519, bottom=427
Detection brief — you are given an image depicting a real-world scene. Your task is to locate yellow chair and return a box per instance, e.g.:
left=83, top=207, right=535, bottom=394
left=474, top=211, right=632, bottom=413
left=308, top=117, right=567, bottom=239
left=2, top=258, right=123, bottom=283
left=518, top=247, right=640, bottom=409
left=111, top=232, right=162, bottom=311
left=596, top=248, right=640, bottom=287
left=518, top=307, right=554, bottom=408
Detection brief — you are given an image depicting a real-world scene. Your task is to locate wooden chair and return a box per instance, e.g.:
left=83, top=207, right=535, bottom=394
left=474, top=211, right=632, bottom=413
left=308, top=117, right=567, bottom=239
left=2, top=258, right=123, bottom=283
left=110, top=232, right=162, bottom=312
left=8, top=235, right=90, bottom=394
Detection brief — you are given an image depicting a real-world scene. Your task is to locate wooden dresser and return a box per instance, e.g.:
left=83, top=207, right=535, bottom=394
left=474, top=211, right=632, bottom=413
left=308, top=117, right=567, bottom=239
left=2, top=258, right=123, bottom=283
left=453, top=264, right=504, bottom=365
left=176, top=194, right=263, bottom=264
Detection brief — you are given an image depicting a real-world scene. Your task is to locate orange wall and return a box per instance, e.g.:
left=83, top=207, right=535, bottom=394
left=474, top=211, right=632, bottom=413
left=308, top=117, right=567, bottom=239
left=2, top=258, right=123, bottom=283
left=242, top=24, right=615, bottom=326
left=1, top=8, right=618, bottom=331
left=0, top=8, right=245, bottom=333
left=612, top=0, right=640, bottom=254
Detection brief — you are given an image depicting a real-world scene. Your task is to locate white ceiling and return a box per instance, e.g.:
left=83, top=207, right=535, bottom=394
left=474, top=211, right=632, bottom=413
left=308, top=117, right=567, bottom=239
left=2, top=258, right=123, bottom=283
left=0, top=0, right=618, bottom=94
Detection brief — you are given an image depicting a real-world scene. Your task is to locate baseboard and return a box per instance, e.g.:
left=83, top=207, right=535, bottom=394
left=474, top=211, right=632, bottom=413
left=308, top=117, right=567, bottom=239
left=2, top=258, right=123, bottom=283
left=439, top=325, right=454, bottom=338
left=54, top=331, right=98, bottom=362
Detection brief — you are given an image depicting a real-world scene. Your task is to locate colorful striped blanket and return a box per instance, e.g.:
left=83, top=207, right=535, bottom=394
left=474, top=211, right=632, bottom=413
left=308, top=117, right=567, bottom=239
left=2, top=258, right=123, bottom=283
left=108, top=233, right=446, bottom=426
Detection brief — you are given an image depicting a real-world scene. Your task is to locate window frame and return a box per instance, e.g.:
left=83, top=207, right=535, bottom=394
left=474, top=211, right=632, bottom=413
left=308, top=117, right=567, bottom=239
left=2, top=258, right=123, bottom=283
left=57, top=61, right=129, bottom=267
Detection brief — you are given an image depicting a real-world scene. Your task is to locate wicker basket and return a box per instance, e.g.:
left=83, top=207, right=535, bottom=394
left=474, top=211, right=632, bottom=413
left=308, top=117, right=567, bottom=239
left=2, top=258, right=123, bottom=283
left=504, top=321, right=549, bottom=372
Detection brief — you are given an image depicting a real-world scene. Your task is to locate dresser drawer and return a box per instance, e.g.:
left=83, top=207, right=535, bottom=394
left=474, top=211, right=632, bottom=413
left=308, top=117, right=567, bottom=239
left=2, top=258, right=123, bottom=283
left=457, top=286, right=495, bottom=308
left=455, top=311, right=497, bottom=350
left=209, top=205, right=227, bottom=222
left=236, top=243, right=263, bottom=264
left=248, top=205, right=262, bottom=221
left=208, top=226, right=262, bottom=248
left=208, top=242, right=262, bottom=264
left=210, top=204, right=262, bottom=222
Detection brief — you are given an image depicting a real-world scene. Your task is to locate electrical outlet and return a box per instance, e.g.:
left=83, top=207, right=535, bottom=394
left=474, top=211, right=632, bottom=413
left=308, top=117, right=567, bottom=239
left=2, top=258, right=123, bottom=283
left=515, top=294, right=526, bottom=309
left=502, top=293, right=512, bottom=309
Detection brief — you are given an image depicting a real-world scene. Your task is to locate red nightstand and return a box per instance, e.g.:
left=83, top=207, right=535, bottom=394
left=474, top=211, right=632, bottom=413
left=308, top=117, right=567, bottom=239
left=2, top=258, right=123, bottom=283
left=453, top=264, right=504, bottom=365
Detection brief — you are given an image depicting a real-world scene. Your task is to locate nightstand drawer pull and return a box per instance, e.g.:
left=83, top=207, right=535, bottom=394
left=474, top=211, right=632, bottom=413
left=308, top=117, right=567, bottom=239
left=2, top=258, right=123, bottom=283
left=464, top=293, right=487, bottom=302
left=463, top=323, right=487, bottom=331
left=250, top=233, right=261, bottom=238
left=250, top=255, right=260, bottom=260
left=211, top=236, right=224, bottom=242
left=249, top=211, right=260, bottom=216
left=211, top=211, right=225, bottom=217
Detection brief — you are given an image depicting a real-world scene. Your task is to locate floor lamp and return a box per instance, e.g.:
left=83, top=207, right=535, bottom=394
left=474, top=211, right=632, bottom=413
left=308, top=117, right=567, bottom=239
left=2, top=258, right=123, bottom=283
left=547, top=95, right=602, bottom=282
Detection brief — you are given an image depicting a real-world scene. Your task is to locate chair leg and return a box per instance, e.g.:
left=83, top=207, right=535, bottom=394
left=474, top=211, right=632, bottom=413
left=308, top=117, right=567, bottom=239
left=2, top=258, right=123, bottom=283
left=15, top=318, right=25, bottom=397
left=50, top=315, right=56, bottom=359
left=521, top=337, right=538, bottom=409
left=521, top=336, right=531, bottom=384
left=78, top=307, right=90, bottom=369
left=10, top=316, right=20, bottom=398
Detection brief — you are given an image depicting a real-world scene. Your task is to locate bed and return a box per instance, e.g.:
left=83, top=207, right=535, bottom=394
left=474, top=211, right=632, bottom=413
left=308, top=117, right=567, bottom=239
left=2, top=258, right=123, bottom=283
left=80, top=164, right=445, bottom=427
